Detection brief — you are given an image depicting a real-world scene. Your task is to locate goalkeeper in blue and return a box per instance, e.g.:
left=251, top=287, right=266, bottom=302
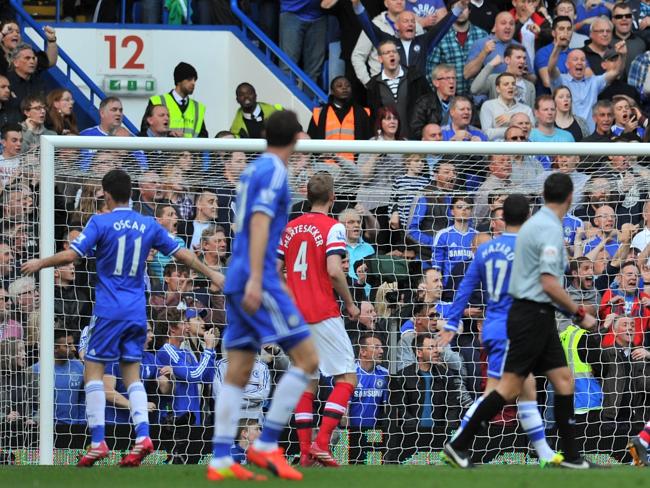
left=438, top=194, right=562, bottom=467
left=207, top=110, right=319, bottom=483
left=22, top=169, right=224, bottom=468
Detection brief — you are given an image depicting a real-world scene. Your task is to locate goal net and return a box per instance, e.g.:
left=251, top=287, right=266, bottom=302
left=2, top=137, right=648, bottom=466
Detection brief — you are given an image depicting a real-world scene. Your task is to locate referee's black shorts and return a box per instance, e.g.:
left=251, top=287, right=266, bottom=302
left=503, top=298, right=567, bottom=377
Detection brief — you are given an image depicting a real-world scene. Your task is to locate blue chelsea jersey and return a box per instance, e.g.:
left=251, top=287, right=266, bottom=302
left=225, top=153, right=291, bottom=294
left=445, top=233, right=517, bottom=341
left=70, top=208, right=181, bottom=321
left=348, top=362, right=389, bottom=428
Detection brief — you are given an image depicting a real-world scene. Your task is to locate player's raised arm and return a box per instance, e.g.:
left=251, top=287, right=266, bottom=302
left=173, top=247, right=225, bottom=291
left=21, top=248, right=79, bottom=275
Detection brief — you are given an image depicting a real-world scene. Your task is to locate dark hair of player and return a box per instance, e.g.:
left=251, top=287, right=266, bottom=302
left=264, top=110, right=302, bottom=147
left=502, top=194, right=529, bottom=226
left=543, top=172, right=573, bottom=204
left=307, top=172, right=334, bottom=206
left=102, top=169, right=132, bottom=204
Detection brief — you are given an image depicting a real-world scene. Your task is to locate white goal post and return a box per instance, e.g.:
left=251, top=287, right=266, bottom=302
left=36, top=136, right=647, bottom=466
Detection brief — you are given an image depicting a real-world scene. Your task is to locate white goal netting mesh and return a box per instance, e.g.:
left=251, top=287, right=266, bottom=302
left=2, top=143, right=649, bottom=466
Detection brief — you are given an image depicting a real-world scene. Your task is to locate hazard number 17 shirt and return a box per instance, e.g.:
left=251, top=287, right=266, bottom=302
left=278, top=212, right=347, bottom=324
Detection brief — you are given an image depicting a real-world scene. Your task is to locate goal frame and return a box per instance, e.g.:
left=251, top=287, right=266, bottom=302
left=38, top=135, right=641, bottom=464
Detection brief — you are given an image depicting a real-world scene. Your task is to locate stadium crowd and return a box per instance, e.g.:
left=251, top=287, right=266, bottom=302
left=2, top=0, right=650, bottom=466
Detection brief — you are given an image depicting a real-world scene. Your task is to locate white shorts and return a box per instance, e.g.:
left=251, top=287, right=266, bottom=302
left=309, top=317, right=356, bottom=379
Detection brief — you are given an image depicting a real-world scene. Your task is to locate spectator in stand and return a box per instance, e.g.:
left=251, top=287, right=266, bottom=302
left=7, top=276, right=38, bottom=330
left=405, top=0, right=447, bottom=29
left=576, top=0, right=612, bottom=35
left=553, top=0, right=589, bottom=48
left=365, top=39, right=431, bottom=138
left=159, top=162, right=194, bottom=221
left=0, top=21, right=57, bottom=76
left=628, top=50, right=650, bottom=109
left=5, top=44, right=47, bottom=105
left=471, top=44, right=536, bottom=107
left=547, top=155, right=590, bottom=209
left=536, top=16, right=589, bottom=89
left=583, top=100, right=615, bottom=143
left=150, top=263, right=192, bottom=317
left=80, top=96, right=125, bottom=137
left=138, top=104, right=171, bottom=138
left=54, top=262, right=91, bottom=333
left=474, top=154, right=514, bottom=223
left=308, top=76, right=372, bottom=162
left=505, top=125, right=545, bottom=188
left=468, top=0, right=498, bottom=33
left=410, top=64, right=458, bottom=139
left=479, top=73, right=535, bottom=140
left=45, top=88, right=78, bottom=135
left=441, top=96, right=487, bottom=141
left=464, top=11, right=533, bottom=80
left=351, top=0, right=465, bottom=77
left=582, top=17, right=615, bottom=75
left=510, top=0, right=552, bottom=64
left=557, top=257, right=600, bottom=331
left=132, top=171, right=160, bottom=217
left=612, top=3, right=646, bottom=78
left=279, top=0, right=328, bottom=83
left=0, top=338, right=34, bottom=453
left=553, top=85, right=590, bottom=141
left=431, top=196, right=475, bottom=285
left=574, top=177, right=616, bottom=225
left=351, top=0, right=425, bottom=88
left=420, top=123, right=444, bottom=172
left=599, top=260, right=650, bottom=347
left=199, top=225, right=228, bottom=273
left=0, top=75, right=19, bottom=127
left=340, top=207, right=376, bottom=284
left=549, top=40, right=627, bottom=132
left=148, top=202, right=186, bottom=285
left=583, top=204, right=623, bottom=260
left=601, top=151, right=648, bottom=226
left=20, top=95, right=55, bottom=151
left=386, top=333, right=462, bottom=463
left=397, top=301, right=442, bottom=368
left=31, top=329, right=86, bottom=448
left=425, top=0, right=488, bottom=95
left=474, top=192, right=506, bottom=232
left=407, top=161, right=457, bottom=258
left=230, top=419, right=261, bottom=465
left=357, top=106, right=405, bottom=211
left=389, top=153, right=430, bottom=230
left=348, top=334, right=389, bottom=464
left=157, top=307, right=217, bottom=463
left=598, top=46, right=642, bottom=104
left=0, top=122, right=22, bottom=188
left=0, top=286, right=20, bottom=340
left=611, top=95, right=645, bottom=140
left=632, top=201, right=650, bottom=254
left=177, top=188, right=218, bottom=251
left=530, top=93, right=575, bottom=142
left=142, top=62, right=207, bottom=138
left=229, top=83, right=283, bottom=139
left=0, top=242, right=16, bottom=290
left=214, top=353, right=270, bottom=422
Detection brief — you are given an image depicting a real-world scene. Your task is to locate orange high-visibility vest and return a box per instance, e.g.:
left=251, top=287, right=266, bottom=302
left=312, top=106, right=370, bottom=162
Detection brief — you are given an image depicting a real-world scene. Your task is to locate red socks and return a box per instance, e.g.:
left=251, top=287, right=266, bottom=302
left=640, top=421, right=650, bottom=447
left=315, top=382, right=355, bottom=450
left=295, top=391, right=314, bottom=455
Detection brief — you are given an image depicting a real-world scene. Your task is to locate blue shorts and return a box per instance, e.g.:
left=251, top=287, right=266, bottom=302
left=483, top=338, right=508, bottom=379
left=224, top=288, right=310, bottom=352
left=85, top=316, right=147, bottom=363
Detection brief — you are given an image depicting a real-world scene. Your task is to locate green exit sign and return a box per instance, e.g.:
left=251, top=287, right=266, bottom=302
left=103, top=77, right=156, bottom=97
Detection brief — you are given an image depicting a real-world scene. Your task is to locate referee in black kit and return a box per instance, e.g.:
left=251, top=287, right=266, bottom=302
left=443, top=173, right=599, bottom=469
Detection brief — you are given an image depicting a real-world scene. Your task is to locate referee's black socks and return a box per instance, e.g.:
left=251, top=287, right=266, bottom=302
left=451, top=390, right=506, bottom=450
left=554, top=393, right=579, bottom=461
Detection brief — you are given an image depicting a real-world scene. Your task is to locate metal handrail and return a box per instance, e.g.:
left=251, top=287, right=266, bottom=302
left=10, top=0, right=140, bottom=134
left=229, top=0, right=327, bottom=106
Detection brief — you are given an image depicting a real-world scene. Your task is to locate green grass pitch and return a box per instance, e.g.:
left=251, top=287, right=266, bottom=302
left=5, top=465, right=648, bottom=488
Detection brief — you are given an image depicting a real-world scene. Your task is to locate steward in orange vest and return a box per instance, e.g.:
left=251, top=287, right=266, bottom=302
left=307, top=76, right=372, bottom=162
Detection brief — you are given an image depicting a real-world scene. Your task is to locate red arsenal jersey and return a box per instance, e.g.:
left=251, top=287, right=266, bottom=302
left=278, top=212, right=347, bottom=324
